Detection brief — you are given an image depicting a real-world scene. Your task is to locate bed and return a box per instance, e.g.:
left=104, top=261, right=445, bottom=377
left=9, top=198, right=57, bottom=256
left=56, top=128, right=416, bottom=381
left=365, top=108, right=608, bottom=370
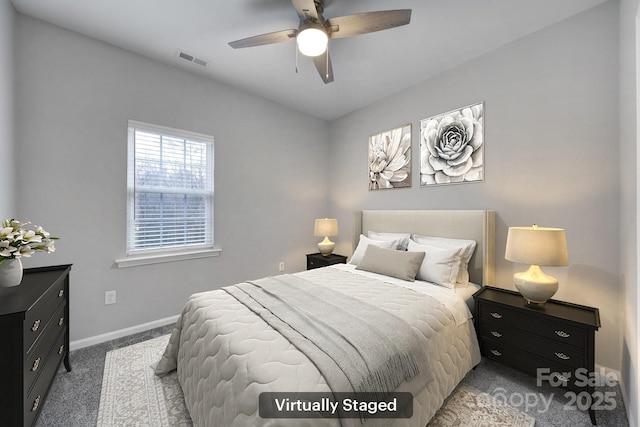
left=154, top=209, right=495, bottom=427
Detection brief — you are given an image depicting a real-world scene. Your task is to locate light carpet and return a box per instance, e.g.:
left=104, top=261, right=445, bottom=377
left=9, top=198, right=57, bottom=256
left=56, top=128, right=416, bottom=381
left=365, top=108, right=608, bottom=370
left=97, top=334, right=535, bottom=427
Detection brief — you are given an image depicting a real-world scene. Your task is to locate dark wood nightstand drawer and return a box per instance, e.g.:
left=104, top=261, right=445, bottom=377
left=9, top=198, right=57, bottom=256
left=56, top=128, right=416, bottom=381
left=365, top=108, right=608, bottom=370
left=479, top=303, right=586, bottom=348
left=479, top=321, right=586, bottom=369
left=306, top=253, right=347, bottom=270
left=481, top=338, right=591, bottom=393
left=481, top=338, right=541, bottom=373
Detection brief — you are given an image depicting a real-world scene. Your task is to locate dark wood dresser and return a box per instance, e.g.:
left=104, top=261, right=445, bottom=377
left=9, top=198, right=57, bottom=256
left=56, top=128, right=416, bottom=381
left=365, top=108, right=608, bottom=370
left=0, top=264, right=72, bottom=427
left=473, top=286, right=600, bottom=424
left=306, top=252, right=348, bottom=270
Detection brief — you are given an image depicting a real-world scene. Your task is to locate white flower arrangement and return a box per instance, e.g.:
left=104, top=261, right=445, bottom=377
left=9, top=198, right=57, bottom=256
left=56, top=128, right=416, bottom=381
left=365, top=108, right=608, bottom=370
left=0, top=219, right=57, bottom=262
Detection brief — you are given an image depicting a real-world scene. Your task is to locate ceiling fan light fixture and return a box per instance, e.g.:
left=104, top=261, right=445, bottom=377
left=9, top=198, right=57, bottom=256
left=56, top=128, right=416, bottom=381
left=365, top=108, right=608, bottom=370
left=297, top=23, right=328, bottom=57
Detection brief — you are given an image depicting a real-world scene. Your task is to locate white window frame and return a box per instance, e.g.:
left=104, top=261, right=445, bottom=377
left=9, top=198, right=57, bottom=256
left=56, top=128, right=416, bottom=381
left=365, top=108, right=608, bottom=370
left=116, top=120, right=220, bottom=268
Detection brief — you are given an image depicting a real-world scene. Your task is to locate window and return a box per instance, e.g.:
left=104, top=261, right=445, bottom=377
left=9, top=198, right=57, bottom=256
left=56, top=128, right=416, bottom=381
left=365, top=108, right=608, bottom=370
left=118, top=120, right=217, bottom=267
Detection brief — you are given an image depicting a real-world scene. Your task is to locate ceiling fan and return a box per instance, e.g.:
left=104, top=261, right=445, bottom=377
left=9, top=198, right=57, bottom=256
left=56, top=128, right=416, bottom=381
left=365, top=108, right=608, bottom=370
left=228, top=0, right=412, bottom=84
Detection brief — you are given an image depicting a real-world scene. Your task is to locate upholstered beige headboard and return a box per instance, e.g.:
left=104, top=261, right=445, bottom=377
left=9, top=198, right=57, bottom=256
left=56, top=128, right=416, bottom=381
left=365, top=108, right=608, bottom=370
left=353, top=210, right=495, bottom=286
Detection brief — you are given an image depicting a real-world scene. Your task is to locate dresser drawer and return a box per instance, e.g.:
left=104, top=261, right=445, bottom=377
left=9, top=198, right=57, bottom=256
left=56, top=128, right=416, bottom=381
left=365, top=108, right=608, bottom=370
left=23, top=330, right=66, bottom=427
left=478, top=302, right=586, bottom=348
left=482, top=339, right=591, bottom=393
left=24, top=302, right=67, bottom=395
left=479, top=321, right=586, bottom=369
left=481, top=339, right=539, bottom=372
left=24, top=276, right=66, bottom=354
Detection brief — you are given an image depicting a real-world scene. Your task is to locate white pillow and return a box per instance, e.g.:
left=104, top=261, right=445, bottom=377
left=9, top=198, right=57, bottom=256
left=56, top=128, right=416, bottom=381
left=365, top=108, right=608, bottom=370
left=411, top=235, right=476, bottom=286
left=368, top=231, right=411, bottom=251
left=407, top=240, right=461, bottom=289
left=349, top=234, right=398, bottom=265
left=412, top=241, right=469, bottom=287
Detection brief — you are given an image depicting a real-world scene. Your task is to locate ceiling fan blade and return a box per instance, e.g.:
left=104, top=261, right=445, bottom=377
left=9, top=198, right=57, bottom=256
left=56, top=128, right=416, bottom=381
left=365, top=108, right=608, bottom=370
left=313, top=51, right=333, bottom=84
left=327, top=9, right=411, bottom=39
left=291, top=0, right=319, bottom=21
left=229, top=29, right=297, bottom=49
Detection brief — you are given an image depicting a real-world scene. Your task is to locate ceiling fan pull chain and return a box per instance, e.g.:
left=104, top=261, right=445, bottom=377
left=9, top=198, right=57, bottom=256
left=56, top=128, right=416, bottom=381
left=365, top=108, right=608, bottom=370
left=325, top=44, right=329, bottom=79
left=295, top=44, right=299, bottom=73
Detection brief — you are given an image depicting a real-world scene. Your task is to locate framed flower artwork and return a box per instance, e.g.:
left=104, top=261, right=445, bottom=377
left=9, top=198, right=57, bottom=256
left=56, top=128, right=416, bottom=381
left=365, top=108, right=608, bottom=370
left=420, top=102, right=484, bottom=186
left=368, top=124, right=411, bottom=190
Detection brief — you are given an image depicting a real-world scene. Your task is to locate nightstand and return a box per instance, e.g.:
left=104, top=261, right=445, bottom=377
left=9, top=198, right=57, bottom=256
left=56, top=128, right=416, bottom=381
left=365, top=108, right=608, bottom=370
left=473, top=286, right=600, bottom=425
left=306, top=253, right=347, bottom=270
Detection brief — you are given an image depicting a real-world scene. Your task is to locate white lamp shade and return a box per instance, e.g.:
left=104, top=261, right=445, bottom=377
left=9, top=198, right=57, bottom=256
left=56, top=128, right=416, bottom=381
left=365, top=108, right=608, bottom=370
left=505, top=226, right=569, bottom=266
left=314, top=218, right=338, bottom=237
left=297, top=27, right=328, bottom=57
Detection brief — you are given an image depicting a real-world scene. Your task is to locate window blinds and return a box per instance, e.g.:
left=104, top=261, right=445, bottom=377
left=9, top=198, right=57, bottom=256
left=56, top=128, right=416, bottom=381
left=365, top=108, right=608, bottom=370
left=127, top=121, right=214, bottom=254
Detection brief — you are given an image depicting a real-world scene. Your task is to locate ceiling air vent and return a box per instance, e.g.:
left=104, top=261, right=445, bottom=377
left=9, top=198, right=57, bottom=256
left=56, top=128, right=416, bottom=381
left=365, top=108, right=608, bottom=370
left=176, top=50, right=208, bottom=68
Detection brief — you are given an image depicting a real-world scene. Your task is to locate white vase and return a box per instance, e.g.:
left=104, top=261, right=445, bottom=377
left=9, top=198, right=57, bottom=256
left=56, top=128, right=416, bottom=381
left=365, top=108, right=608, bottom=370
left=0, top=258, right=23, bottom=287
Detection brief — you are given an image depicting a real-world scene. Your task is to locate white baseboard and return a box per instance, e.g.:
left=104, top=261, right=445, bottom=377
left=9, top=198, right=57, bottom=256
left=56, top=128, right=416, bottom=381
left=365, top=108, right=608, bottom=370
left=69, top=315, right=179, bottom=351
left=595, top=363, right=622, bottom=385
left=594, top=363, right=633, bottom=427
left=614, top=365, right=637, bottom=427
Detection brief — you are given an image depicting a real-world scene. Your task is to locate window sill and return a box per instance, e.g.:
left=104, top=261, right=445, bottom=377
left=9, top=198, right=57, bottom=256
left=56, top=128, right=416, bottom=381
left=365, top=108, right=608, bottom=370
left=115, top=248, right=221, bottom=268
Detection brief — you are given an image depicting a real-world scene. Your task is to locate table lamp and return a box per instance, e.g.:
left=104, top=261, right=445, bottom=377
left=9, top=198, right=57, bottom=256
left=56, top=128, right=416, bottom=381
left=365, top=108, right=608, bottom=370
left=314, top=218, right=338, bottom=256
left=505, top=224, right=569, bottom=305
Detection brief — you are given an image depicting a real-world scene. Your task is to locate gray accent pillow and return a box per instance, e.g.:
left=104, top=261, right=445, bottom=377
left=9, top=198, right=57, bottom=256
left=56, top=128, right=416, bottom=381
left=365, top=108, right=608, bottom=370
left=355, top=245, right=425, bottom=282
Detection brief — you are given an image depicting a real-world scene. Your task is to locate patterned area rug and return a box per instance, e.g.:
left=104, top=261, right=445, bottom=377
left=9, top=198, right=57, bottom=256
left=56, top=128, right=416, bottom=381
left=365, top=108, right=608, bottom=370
left=428, top=385, right=536, bottom=427
left=97, top=335, right=534, bottom=426
left=97, top=334, right=191, bottom=426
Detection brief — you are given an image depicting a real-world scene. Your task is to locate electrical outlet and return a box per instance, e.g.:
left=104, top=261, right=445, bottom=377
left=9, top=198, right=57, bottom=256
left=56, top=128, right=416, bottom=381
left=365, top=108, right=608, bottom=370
left=278, top=261, right=285, bottom=272
left=105, top=290, right=116, bottom=305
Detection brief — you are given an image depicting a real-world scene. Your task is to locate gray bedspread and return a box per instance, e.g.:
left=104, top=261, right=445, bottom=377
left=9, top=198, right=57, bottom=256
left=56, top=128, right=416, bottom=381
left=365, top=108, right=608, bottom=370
left=223, top=274, right=432, bottom=397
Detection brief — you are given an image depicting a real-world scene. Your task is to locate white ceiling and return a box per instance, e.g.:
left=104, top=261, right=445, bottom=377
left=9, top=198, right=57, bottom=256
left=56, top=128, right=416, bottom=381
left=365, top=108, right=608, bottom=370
left=11, top=0, right=607, bottom=121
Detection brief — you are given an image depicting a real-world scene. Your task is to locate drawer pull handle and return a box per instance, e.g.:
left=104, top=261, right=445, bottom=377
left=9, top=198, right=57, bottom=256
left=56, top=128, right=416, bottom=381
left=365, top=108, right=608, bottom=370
left=555, top=330, right=570, bottom=338
left=59, top=317, right=65, bottom=326
left=555, top=352, right=570, bottom=360
left=31, top=396, right=40, bottom=412
left=31, top=357, right=41, bottom=372
left=490, top=349, right=502, bottom=357
left=59, top=344, right=65, bottom=355
left=31, top=319, right=41, bottom=332
left=490, top=312, right=503, bottom=319
left=58, top=289, right=64, bottom=298
left=490, top=331, right=503, bottom=338
left=553, top=373, right=570, bottom=383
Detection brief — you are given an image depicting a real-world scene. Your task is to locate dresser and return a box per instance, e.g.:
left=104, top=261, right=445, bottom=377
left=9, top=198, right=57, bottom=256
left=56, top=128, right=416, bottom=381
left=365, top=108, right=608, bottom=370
left=473, top=286, right=600, bottom=425
left=0, top=264, right=72, bottom=427
left=306, top=252, right=348, bottom=270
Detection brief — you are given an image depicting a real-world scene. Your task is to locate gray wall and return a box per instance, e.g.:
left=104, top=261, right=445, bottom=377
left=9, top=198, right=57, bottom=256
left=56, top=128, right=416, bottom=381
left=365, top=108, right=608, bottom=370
left=619, top=0, right=639, bottom=425
left=329, top=2, right=622, bottom=371
left=11, top=1, right=636, bottom=416
left=0, top=1, right=15, bottom=217
left=15, top=15, right=329, bottom=341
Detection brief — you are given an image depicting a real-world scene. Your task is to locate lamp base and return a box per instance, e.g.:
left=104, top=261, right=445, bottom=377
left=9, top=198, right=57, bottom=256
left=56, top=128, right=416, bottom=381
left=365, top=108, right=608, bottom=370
left=514, top=265, right=558, bottom=305
left=317, top=237, right=335, bottom=256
